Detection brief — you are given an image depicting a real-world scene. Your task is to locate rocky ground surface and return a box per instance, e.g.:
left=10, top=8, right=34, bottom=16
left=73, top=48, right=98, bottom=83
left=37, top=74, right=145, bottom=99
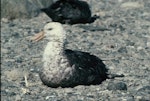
left=1, top=0, right=53, bottom=19
left=1, top=0, right=150, bottom=101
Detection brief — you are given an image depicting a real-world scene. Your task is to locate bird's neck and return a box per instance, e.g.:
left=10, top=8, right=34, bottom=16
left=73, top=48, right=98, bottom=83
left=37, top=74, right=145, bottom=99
left=45, top=41, right=64, bottom=55
left=43, top=40, right=66, bottom=63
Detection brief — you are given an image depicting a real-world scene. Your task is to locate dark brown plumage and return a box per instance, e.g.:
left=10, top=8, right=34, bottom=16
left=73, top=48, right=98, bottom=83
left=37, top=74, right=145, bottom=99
left=65, top=49, right=108, bottom=85
left=41, top=0, right=98, bottom=24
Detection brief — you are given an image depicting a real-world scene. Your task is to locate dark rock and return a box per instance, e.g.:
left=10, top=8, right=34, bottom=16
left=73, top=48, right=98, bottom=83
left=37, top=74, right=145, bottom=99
left=118, top=47, right=127, bottom=53
left=107, top=82, right=127, bottom=90
left=126, top=40, right=135, bottom=46
left=137, top=86, right=150, bottom=94
left=8, top=23, right=15, bottom=27
left=78, top=25, right=110, bottom=31
left=11, top=32, right=20, bottom=38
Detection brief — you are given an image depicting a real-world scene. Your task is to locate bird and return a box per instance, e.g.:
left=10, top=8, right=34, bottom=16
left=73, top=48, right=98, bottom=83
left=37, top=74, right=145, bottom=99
left=41, top=0, right=98, bottom=24
left=31, top=22, right=108, bottom=88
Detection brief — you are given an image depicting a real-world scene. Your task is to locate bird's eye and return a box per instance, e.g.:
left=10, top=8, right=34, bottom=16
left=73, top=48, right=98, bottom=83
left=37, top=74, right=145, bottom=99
left=48, top=28, right=52, bottom=30
left=46, top=21, right=50, bottom=23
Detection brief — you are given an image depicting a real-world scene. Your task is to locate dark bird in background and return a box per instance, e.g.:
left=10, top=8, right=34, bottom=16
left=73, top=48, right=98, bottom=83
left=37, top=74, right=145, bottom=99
left=41, top=0, right=98, bottom=24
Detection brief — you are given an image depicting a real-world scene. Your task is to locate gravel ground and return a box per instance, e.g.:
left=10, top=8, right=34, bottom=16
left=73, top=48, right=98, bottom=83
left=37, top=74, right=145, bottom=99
left=1, top=0, right=150, bottom=101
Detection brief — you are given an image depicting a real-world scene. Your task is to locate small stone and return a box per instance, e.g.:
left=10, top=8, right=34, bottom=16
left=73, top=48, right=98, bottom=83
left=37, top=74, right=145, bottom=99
left=135, top=96, right=150, bottom=101
left=45, top=95, right=56, bottom=100
left=64, top=88, right=74, bottom=95
left=15, top=95, right=22, bottom=101
left=146, top=42, right=150, bottom=47
left=107, top=82, right=127, bottom=90
left=15, top=55, right=23, bottom=63
left=121, top=2, right=144, bottom=9
left=1, top=48, right=9, bottom=54
left=108, top=66, right=115, bottom=70
left=137, top=46, right=143, bottom=50
left=118, top=47, right=127, bottom=53
left=126, top=40, right=135, bottom=46
left=1, top=18, right=9, bottom=23
left=137, top=86, right=150, bottom=94
left=4, top=69, right=24, bottom=81
left=122, top=97, right=134, bottom=101
left=9, top=22, right=15, bottom=27
left=12, top=32, right=20, bottom=38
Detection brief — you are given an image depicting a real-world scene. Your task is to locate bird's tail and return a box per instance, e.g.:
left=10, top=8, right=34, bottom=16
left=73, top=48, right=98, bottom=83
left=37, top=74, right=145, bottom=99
left=88, top=15, right=100, bottom=23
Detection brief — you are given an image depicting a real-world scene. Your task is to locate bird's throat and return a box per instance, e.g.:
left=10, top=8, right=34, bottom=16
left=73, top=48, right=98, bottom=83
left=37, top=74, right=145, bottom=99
left=43, top=42, right=65, bottom=61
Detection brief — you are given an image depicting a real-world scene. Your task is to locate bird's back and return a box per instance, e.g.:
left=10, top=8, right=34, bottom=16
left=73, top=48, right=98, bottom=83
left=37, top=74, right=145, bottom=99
left=65, top=49, right=108, bottom=85
left=41, top=0, right=92, bottom=24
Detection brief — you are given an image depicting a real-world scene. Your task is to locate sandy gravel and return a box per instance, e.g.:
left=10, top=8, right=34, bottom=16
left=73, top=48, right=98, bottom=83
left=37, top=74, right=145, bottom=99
left=1, top=0, right=150, bottom=101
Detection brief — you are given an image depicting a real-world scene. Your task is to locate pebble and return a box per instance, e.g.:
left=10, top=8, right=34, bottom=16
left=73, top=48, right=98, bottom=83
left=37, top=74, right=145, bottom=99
left=137, top=86, right=150, bottom=94
left=107, top=82, right=127, bottom=90
left=137, top=46, right=143, bottom=51
left=121, top=2, right=144, bottom=9
left=15, top=95, right=22, bottom=101
left=11, top=32, right=20, bottom=38
left=8, top=22, right=15, bottom=27
left=1, top=18, right=9, bottom=23
left=118, top=47, right=127, bottom=53
left=1, top=48, right=9, bottom=54
left=146, top=42, right=150, bottom=47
